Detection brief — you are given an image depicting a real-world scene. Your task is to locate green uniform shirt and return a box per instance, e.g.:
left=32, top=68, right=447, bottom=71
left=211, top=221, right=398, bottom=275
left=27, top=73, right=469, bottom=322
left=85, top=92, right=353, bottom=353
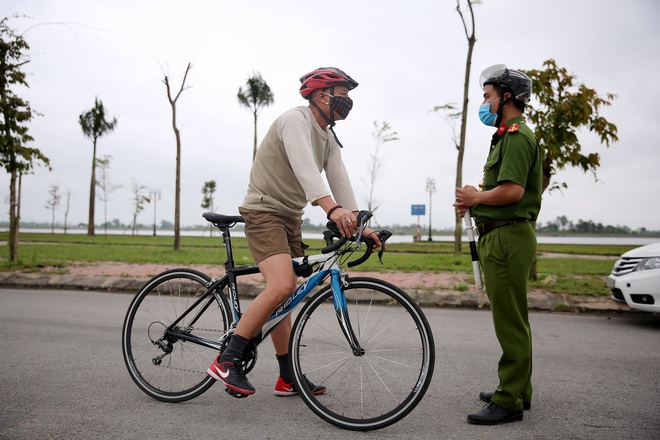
left=472, top=116, right=542, bottom=225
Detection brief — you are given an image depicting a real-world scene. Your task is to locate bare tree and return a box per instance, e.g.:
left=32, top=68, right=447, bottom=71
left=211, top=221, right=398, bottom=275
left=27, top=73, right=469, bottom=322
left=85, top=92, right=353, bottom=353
left=44, top=184, right=61, bottom=234
left=128, top=179, right=150, bottom=235
left=237, top=72, right=274, bottom=161
left=362, top=121, right=399, bottom=222
left=430, top=0, right=477, bottom=253
left=452, top=0, right=477, bottom=252
left=96, top=155, right=121, bottom=235
left=163, top=62, right=192, bottom=251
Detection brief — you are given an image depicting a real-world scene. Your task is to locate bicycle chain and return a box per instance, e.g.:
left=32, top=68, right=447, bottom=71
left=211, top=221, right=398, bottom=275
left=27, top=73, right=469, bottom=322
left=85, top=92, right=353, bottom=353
left=154, top=363, right=207, bottom=375
left=191, top=327, right=224, bottom=333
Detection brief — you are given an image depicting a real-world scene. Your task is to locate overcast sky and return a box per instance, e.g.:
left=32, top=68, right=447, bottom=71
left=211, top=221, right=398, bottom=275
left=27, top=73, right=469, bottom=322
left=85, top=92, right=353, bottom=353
left=3, top=0, right=660, bottom=232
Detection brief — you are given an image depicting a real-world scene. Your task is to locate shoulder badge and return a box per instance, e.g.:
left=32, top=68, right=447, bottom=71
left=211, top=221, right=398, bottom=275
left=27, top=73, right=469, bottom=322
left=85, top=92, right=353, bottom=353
left=507, top=123, right=519, bottom=134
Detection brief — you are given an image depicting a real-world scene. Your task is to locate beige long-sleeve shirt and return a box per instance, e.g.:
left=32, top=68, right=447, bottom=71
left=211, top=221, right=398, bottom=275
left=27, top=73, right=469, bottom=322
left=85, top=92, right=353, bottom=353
left=241, top=106, right=358, bottom=218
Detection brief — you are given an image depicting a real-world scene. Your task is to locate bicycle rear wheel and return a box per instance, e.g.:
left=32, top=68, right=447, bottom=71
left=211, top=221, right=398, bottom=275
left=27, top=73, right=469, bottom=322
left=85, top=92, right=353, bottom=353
left=290, top=277, right=435, bottom=431
left=122, top=268, right=231, bottom=402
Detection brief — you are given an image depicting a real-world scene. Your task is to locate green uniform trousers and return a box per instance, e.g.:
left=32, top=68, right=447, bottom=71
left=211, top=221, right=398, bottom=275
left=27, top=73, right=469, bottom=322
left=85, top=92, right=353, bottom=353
left=477, top=221, right=536, bottom=411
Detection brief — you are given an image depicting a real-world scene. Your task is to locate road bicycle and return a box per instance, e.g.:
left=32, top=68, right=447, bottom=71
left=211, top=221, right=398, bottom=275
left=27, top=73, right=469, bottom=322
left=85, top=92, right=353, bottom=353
left=121, top=210, right=435, bottom=431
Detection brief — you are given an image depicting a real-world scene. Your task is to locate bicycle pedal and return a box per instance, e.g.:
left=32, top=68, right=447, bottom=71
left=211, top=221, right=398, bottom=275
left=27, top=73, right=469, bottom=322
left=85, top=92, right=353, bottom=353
left=224, top=387, right=249, bottom=399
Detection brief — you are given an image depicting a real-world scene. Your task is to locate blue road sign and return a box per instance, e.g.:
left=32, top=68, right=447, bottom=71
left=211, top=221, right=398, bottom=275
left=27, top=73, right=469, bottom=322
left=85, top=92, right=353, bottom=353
left=411, top=204, right=426, bottom=216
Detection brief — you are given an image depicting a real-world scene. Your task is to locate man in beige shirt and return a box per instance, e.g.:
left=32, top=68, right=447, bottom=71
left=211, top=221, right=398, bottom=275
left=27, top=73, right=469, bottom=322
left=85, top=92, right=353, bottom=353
left=208, top=67, right=382, bottom=397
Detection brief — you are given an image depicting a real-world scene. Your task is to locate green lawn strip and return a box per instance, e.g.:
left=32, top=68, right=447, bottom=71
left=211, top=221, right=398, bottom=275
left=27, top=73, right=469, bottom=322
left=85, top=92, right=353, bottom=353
left=5, top=232, right=632, bottom=299
left=2, top=243, right=255, bottom=267
left=531, top=275, right=610, bottom=297
left=7, top=231, right=640, bottom=256
left=5, top=232, right=241, bottom=249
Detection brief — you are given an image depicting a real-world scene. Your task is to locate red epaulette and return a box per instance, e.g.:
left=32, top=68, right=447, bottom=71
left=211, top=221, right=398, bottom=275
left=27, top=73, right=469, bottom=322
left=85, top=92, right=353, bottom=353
left=507, top=123, right=519, bottom=133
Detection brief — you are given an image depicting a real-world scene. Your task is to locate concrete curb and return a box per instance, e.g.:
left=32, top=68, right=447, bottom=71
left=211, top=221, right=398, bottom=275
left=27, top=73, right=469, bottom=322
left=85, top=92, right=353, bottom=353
left=0, top=271, right=636, bottom=314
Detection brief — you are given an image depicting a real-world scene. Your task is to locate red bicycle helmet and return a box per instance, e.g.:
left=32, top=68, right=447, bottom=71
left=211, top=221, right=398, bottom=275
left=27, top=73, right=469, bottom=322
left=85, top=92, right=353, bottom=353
left=299, top=67, right=358, bottom=99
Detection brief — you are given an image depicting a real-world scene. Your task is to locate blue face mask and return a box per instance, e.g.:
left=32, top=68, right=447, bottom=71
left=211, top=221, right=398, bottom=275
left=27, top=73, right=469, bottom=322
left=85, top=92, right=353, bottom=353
left=478, top=98, right=500, bottom=127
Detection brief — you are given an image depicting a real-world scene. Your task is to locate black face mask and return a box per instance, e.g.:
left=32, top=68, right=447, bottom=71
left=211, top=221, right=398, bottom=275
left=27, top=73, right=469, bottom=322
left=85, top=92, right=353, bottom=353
left=328, top=95, right=353, bottom=119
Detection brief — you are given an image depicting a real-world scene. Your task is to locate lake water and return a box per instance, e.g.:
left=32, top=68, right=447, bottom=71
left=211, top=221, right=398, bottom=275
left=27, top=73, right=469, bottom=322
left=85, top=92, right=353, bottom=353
left=14, top=228, right=659, bottom=246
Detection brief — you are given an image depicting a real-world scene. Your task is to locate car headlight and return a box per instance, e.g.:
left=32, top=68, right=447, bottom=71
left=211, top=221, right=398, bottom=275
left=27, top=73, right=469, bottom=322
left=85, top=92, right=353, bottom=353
left=634, top=257, right=660, bottom=272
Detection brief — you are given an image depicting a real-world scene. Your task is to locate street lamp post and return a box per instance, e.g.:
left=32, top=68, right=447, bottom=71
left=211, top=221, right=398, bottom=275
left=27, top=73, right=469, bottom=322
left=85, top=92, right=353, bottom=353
left=426, top=178, right=436, bottom=242
left=149, top=189, right=161, bottom=236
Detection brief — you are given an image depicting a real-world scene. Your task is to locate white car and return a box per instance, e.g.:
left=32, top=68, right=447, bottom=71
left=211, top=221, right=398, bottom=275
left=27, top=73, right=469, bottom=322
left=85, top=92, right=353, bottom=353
left=607, top=242, right=660, bottom=313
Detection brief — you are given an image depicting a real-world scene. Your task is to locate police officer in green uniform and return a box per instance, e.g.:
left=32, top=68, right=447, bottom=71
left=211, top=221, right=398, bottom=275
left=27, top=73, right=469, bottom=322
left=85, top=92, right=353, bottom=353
left=454, top=64, right=542, bottom=425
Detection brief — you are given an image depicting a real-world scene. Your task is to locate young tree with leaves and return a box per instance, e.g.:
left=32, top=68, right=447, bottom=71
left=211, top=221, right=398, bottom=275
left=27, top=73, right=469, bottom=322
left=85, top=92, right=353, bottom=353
left=79, top=97, right=117, bottom=236
left=522, top=59, right=617, bottom=281
left=363, top=121, right=398, bottom=219
left=45, top=184, right=61, bottom=233
left=129, top=179, right=150, bottom=235
left=163, top=62, right=191, bottom=251
left=238, top=72, right=274, bottom=161
left=0, top=17, right=51, bottom=262
left=522, top=59, right=618, bottom=194
left=96, top=155, right=121, bottom=236
left=201, top=180, right=217, bottom=237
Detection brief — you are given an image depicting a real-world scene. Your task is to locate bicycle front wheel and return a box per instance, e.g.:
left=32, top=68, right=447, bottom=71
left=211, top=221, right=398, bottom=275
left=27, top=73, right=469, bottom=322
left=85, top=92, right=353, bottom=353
left=122, top=268, right=231, bottom=403
left=290, top=277, right=435, bottom=431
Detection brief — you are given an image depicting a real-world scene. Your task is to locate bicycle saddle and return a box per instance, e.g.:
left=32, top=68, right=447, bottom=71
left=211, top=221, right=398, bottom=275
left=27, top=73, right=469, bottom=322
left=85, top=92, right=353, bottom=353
left=202, top=212, right=244, bottom=226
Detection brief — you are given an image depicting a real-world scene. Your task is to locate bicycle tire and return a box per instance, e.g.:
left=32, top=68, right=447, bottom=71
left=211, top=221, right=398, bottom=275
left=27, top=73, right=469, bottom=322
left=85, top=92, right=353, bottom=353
left=289, top=277, right=435, bottom=431
left=122, top=268, right=231, bottom=403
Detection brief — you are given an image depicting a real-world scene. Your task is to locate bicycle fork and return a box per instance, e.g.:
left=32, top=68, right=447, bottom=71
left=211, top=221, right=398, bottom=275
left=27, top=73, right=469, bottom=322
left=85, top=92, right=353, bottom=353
left=330, top=270, right=364, bottom=356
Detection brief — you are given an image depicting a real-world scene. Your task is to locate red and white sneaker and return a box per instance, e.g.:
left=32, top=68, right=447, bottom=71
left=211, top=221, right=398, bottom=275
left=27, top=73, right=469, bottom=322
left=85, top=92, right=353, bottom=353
left=207, top=356, right=255, bottom=396
left=274, top=376, right=327, bottom=396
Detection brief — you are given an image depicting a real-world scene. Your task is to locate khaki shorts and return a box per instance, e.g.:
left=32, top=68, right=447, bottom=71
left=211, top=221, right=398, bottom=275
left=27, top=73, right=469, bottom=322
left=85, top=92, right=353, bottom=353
left=239, top=207, right=305, bottom=264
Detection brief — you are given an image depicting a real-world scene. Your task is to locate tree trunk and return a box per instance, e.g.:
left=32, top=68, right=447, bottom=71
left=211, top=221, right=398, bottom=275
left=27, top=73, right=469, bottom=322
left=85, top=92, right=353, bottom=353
left=454, top=145, right=465, bottom=252
left=528, top=146, right=552, bottom=281
left=8, top=168, right=19, bottom=263
left=252, top=111, right=258, bottom=161
left=529, top=220, right=538, bottom=281
left=173, top=106, right=181, bottom=251
left=87, top=139, right=97, bottom=236
left=64, top=191, right=70, bottom=234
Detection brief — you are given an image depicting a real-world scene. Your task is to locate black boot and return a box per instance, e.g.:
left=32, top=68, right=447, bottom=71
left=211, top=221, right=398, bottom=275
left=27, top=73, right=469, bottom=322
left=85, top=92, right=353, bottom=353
left=467, top=401, right=523, bottom=425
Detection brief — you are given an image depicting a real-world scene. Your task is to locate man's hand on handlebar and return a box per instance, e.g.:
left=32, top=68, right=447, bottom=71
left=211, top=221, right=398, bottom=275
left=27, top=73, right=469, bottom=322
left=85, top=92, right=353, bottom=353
left=328, top=209, right=382, bottom=251
left=328, top=207, right=357, bottom=238
left=324, top=210, right=387, bottom=253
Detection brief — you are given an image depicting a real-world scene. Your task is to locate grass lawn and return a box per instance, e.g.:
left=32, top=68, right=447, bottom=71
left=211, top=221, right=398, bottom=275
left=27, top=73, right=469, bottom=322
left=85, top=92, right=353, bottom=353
left=1, top=231, right=631, bottom=297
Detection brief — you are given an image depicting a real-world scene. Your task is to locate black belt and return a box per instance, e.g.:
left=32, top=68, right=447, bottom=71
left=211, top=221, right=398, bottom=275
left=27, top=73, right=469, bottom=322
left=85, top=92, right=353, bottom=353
left=476, top=219, right=529, bottom=236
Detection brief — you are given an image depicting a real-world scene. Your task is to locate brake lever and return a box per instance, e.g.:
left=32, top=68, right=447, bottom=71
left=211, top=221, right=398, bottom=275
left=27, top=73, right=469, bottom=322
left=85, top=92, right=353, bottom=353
left=377, top=230, right=393, bottom=264
left=354, top=211, right=372, bottom=247
left=355, top=220, right=366, bottom=246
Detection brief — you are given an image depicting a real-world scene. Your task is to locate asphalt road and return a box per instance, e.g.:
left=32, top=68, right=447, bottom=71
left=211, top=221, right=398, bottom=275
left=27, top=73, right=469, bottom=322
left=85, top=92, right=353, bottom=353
left=0, top=288, right=658, bottom=440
